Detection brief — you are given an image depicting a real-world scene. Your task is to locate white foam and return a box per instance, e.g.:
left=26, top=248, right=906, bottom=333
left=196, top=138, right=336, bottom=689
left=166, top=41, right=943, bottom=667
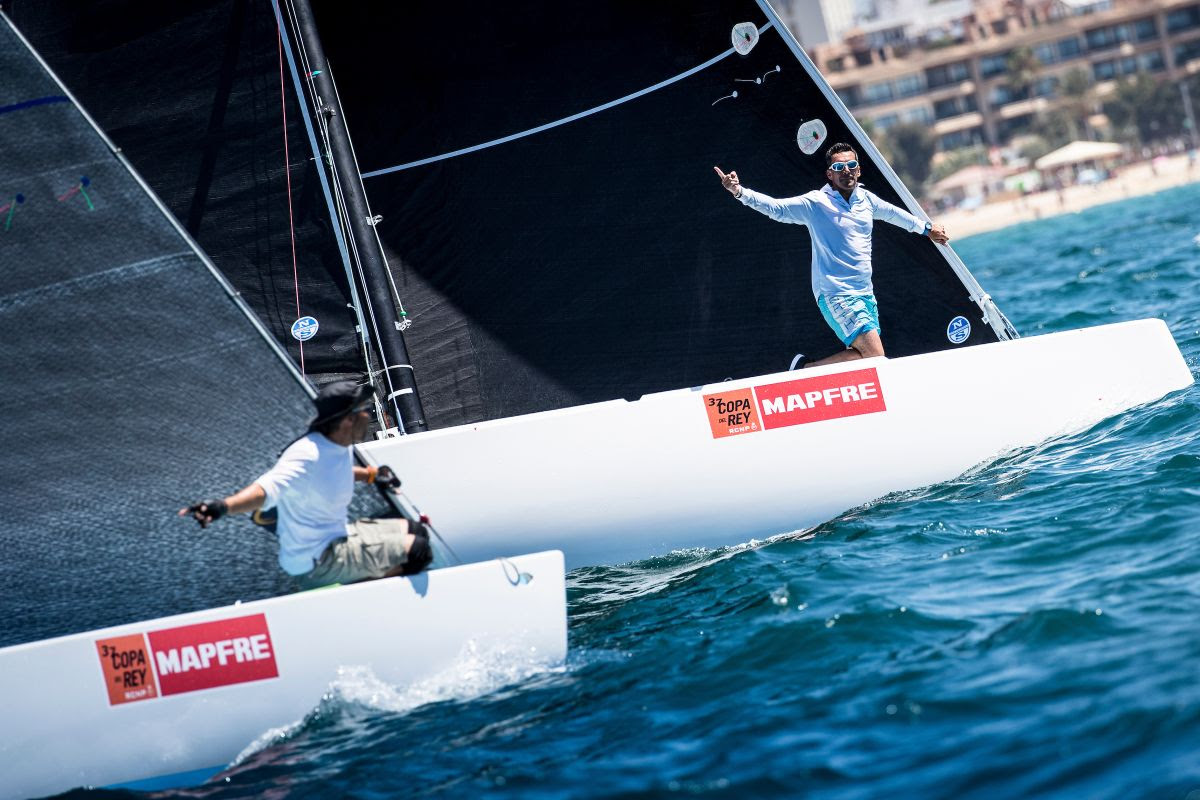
left=328, top=638, right=561, bottom=715
left=229, top=637, right=561, bottom=767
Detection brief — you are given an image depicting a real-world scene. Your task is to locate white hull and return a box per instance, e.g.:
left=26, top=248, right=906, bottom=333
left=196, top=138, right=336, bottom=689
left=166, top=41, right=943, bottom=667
left=362, top=320, right=1192, bottom=568
left=1, top=551, right=566, bottom=799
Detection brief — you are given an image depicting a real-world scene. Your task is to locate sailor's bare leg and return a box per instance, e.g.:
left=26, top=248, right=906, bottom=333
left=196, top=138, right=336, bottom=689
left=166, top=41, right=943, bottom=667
left=804, top=330, right=884, bottom=368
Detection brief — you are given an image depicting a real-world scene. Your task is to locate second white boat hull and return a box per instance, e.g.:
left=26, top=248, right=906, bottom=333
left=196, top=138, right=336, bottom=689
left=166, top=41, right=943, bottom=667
left=362, top=320, right=1193, bottom=568
left=1, top=551, right=566, bottom=799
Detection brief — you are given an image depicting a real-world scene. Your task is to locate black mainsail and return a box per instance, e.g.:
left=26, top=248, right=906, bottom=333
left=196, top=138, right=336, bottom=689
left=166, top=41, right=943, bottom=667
left=12, top=0, right=1016, bottom=434
left=309, top=0, right=1016, bottom=425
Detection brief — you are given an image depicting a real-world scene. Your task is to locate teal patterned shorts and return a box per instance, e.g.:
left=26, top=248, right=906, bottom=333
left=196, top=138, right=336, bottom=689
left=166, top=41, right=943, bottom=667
left=817, top=293, right=880, bottom=346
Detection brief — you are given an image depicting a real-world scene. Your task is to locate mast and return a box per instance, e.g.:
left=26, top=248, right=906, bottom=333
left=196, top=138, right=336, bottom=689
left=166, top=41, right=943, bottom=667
left=285, top=0, right=428, bottom=433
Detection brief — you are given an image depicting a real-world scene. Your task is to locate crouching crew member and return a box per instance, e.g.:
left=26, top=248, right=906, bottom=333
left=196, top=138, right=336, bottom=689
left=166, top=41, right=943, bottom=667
left=180, top=380, right=432, bottom=588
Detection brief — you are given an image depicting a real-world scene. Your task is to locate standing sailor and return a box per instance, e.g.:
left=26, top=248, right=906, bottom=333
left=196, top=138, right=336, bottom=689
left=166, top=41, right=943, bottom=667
left=715, top=142, right=950, bottom=368
left=180, top=380, right=432, bottom=587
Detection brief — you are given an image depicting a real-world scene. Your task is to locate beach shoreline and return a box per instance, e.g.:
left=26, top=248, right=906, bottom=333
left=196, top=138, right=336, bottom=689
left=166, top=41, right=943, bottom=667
left=937, top=152, right=1200, bottom=240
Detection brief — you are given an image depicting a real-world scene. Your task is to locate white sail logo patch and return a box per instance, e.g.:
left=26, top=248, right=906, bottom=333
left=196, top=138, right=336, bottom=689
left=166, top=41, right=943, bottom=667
left=291, top=316, right=319, bottom=341
left=731, top=23, right=759, bottom=55
left=947, top=316, right=971, bottom=344
left=797, top=119, right=827, bottom=155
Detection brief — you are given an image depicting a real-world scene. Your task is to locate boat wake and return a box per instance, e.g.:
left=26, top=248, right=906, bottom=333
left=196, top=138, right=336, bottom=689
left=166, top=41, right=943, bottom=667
left=566, top=533, right=810, bottom=619
left=230, top=637, right=564, bottom=768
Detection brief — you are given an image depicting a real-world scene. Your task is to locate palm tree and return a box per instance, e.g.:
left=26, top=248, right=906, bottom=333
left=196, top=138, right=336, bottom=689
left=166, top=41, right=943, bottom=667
left=1005, top=46, right=1041, bottom=102
left=1056, top=68, right=1094, bottom=141
left=881, top=122, right=937, bottom=194
left=1104, top=73, right=1185, bottom=145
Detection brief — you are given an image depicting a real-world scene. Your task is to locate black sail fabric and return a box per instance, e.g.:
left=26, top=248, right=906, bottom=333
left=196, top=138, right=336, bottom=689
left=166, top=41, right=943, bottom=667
left=7, top=0, right=366, bottom=381
left=12, top=0, right=1003, bottom=433
left=308, top=0, right=1002, bottom=424
left=0, top=15, right=313, bottom=646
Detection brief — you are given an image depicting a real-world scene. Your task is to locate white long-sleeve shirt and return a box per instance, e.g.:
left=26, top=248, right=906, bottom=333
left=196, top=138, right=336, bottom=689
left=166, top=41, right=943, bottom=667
left=254, top=433, right=354, bottom=575
left=738, top=183, right=926, bottom=299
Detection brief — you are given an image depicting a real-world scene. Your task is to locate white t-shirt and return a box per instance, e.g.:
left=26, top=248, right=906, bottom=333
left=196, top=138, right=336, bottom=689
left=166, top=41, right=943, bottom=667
left=254, top=433, right=354, bottom=575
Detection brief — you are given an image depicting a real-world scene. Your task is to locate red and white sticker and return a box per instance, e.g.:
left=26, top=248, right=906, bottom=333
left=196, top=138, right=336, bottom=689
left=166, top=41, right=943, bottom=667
left=96, top=613, right=279, bottom=705
left=703, top=368, right=887, bottom=438
left=755, top=367, right=886, bottom=429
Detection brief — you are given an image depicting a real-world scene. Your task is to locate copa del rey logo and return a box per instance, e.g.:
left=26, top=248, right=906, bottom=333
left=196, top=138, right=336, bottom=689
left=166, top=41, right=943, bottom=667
left=95, top=613, right=279, bottom=705
left=703, top=367, right=886, bottom=438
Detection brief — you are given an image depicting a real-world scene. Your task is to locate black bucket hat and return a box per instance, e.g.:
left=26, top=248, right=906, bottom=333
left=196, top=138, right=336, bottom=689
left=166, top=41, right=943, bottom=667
left=307, top=380, right=375, bottom=430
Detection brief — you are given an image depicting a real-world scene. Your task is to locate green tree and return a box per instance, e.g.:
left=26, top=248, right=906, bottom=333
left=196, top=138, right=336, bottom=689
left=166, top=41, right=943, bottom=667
left=1104, top=72, right=1185, bottom=145
left=1057, top=67, right=1094, bottom=141
left=1031, top=108, right=1075, bottom=149
left=1016, top=133, right=1055, bottom=163
left=879, top=122, right=937, bottom=193
left=931, top=144, right=987, bottom=182
left=1005, top=46, right=1041, bottom=101
left=1180, top=73, right=1200, bottom=148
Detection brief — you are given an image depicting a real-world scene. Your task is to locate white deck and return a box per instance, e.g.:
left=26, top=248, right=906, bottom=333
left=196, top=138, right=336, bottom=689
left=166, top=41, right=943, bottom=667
left=362, top=320, right=1193, bottom=568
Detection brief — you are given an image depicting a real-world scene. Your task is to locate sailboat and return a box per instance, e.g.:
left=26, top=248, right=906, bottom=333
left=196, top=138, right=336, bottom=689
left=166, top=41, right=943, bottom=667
left=2, top=0, right=1190, bottom=793
left=9, top=0, right=1191, bottom=573
left=0, top=8, right=565, bottom=799
left=327, top=1, right=1187, bottom=566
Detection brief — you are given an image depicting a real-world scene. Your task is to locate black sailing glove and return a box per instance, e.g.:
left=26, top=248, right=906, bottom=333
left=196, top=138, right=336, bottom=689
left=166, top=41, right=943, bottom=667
left=183, top=498, right=228, bottom=528
left=375, top=465, right=402, bottom=491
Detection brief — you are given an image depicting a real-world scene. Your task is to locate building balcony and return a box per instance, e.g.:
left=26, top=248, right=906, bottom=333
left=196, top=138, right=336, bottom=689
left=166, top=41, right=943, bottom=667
left=933, top=112, right=987, bottom=134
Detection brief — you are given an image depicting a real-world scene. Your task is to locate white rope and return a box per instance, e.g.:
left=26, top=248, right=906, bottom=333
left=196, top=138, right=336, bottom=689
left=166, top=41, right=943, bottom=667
left=360, top=21, right=775, bottom=178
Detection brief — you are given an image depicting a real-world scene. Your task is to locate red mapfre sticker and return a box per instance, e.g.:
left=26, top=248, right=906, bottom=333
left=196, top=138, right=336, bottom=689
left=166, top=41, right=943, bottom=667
left=754, top=367, right=886, bottom=429
left=146, top=613, right=279, bottom=697
left=96, top=633, right=159, bottom=705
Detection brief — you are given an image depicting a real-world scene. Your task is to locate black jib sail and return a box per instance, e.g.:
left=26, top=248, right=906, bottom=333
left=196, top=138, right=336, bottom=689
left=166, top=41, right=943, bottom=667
left=7, top=0, right=371, bottom=384
left=0, top=13, right=313, bottom=646
left=13, top=0, right=1015, bottom=433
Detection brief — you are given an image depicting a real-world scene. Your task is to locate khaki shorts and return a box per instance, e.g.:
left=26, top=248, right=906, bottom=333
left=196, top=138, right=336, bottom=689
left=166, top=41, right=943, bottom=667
left=299, top=518, right=411, bottom=589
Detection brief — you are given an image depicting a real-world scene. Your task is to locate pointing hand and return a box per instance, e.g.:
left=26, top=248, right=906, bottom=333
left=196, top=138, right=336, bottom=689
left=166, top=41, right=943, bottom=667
left=714, top=166, right=741, bottom=196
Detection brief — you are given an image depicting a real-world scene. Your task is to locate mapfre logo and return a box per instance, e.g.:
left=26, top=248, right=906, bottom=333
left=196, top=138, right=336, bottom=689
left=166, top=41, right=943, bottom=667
left=754, top=367, right=886, bottom=430
left=146, top=613, right=279, bottom=696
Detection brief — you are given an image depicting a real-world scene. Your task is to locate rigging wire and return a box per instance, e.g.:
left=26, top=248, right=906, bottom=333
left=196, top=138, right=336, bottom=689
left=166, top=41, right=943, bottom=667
left=271, top=0, right=376, bottom=383
left=287, top=3, right=408, bottom=429
left=313, top=88, right=406, bottom=431
left=277, top=27, right=305, bottom=376
left=327, top=71, right=411, bottom=328
left=280, top=0, right=395, bottom=426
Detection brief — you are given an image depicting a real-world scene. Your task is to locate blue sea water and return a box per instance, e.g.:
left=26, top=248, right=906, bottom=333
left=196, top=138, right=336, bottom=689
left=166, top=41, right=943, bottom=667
left=59, top=184, right=1200, bottom=800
